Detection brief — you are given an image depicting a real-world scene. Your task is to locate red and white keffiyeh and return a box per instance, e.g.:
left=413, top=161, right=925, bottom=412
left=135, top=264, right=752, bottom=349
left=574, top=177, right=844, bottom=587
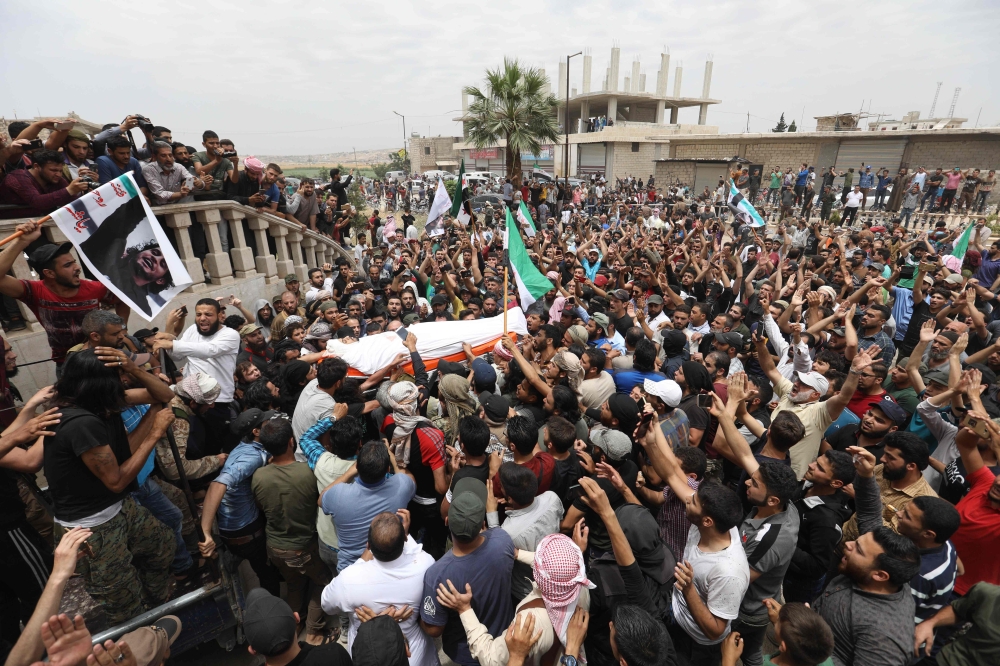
left=532, top=534, right=595, bottom=649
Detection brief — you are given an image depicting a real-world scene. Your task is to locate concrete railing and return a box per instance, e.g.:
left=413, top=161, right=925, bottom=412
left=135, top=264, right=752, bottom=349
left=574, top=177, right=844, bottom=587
left=0, top=200, right=355, bottom=397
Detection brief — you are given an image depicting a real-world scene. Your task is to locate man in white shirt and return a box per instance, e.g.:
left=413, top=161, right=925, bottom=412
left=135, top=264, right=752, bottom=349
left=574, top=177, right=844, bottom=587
left=322, top=511, right=438, bottom=666
left=843, top=185, right=864, bottom=226
left=646, top=294, right=669, bottom=330
left=911, top=166, right=927, bottom=192
left=305, top=266, right=334, bottom=305
left=154, top=298, right=240, bottom=450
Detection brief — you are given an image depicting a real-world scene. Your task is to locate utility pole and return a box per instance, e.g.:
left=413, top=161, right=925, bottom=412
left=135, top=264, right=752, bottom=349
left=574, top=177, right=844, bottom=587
left=392, top=111, right=407, bottom=170
left=353, top=146, right=358, bottom=170
left=565, top=52, right=583, bottom=191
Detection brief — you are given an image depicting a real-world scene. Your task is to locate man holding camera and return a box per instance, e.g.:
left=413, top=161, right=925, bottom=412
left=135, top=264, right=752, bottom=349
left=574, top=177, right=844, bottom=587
left=192, top=130, right=239, bottom=195
left=143, top=142, right=205, bottom=206
left=0, top=150, right=89, bottom=217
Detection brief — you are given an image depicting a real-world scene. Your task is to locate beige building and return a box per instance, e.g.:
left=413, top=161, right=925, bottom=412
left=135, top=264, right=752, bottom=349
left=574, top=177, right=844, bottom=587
left=0, top=112, right=104, bottom=141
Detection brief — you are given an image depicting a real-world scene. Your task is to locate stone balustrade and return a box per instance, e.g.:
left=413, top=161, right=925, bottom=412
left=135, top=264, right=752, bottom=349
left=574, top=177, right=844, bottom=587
left=0, top=200, right=355, bottom=397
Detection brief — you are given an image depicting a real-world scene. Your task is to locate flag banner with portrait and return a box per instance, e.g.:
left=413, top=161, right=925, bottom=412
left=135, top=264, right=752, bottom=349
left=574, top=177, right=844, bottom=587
left=49, top=173, right=192, bottom=321
left=425, top=178, right=452, bottom=237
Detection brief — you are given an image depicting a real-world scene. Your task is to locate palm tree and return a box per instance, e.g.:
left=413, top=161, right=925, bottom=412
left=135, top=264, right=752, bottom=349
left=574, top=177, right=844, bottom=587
left=463, top=58, right=560, bottom=187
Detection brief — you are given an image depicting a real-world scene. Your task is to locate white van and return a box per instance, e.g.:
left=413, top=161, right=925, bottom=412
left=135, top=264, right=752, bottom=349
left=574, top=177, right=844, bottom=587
left=385, top=171, right=406, bottom=182
left=423, top=169, right=453, bottom=181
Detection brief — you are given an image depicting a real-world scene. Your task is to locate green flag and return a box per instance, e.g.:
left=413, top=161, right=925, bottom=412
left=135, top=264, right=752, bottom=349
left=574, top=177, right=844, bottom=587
left=950, top=224, right=974, bottom=261
left=504, top=208, right=552, bottom=306
left=450, top=159, right=465, bottom=217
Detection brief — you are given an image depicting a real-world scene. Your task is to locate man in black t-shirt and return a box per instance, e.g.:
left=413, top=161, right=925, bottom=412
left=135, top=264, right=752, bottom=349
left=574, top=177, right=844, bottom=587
left=44, top=349, right=177, bottom=625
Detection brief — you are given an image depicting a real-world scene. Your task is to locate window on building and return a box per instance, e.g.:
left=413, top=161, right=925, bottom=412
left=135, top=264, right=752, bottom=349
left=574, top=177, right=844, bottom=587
left=631, top=142, right=640, bottom=152
left=424, top=147, right=430, bottom=155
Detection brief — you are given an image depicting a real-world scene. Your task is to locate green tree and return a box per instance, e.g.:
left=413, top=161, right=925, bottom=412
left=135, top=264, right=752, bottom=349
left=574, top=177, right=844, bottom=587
left=444, top=179, right=457, bottom=199
left=317, top=167, right=327, bottom=181
left=788, top=120, right=797, bottom=133
left=388, top=151, right=410, bottom=174
left=371, top=162, right=390, bottom=178
left=772, top=113, right=788, bottom=133
left=463, top=58, right=559, bottom=187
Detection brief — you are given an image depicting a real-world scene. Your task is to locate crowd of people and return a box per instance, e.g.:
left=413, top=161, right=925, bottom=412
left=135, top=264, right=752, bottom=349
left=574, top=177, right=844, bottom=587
left=0, top=115, right=999, bottom=666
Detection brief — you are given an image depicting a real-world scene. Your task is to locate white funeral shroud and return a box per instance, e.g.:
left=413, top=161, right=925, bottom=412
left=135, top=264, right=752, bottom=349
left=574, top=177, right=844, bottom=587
left=327, top=307, right=528, bottom=375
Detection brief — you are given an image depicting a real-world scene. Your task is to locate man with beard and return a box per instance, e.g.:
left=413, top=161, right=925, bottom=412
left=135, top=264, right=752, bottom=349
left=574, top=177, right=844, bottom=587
left=825, top=395, right=908, bottom=462
left=526, top=323, right=559, bottom=368
left=841, top=431, right=937, bottom=543
left=0, top=149, right=89, bottom=216
left=638, top=421, right=748, bottom=666
left=0, top=221, right=128, bottom=367
left=305, top=266, right=333, bottom=305
left=142, top=141, right=205, bottom=206
left=481, top=292, right=499, bottom=318
left=812, top=520, right=920, bottom=666
left=236, top=323, right=273, bottom=373
left=844, top=363, right=892, bottom=418
left=153, top=299, right=240, bottom=453
left=922, top=329, right=957, bottom=375
left=756, top=331, right=871, bottom=481
left=270, top=291, right=305, bottom=342
left=708, top=393, right=802, bottom=666
left=674, top=360, right=713, bottom=448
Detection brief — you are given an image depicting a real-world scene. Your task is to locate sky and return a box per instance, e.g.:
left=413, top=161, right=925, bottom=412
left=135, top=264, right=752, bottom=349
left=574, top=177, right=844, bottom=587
left=3, top=0, right=998, bottom=158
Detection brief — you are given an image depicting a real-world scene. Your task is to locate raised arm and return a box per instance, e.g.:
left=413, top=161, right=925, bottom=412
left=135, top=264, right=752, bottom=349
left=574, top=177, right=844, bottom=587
left=639, top=406, right=696, bottom=503
left=824, top=346, right=871, bottom=420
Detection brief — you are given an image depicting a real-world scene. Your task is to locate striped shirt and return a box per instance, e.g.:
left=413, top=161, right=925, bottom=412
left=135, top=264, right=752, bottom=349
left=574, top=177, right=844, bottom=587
left=911, top=541, right=958, bottom=624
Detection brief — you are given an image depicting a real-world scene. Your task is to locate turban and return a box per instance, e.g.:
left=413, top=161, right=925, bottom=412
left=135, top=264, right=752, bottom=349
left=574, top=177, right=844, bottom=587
left=493, top=340, right=513, bottom=361
left=173, top=372, right=222, bottom=405
left=552, top=351, right=583, bottom=394
left=243, top=156, right=265, bottom=173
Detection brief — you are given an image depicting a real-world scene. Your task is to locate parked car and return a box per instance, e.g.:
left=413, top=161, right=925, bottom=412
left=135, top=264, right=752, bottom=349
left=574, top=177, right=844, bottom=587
left=469, top=194, right=504, bottom=213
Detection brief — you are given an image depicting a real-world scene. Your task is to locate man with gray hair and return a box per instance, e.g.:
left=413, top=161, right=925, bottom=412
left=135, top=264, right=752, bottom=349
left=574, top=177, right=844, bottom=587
left=141, top=141, right=204, bottom=206
left=65, top=309, right=155, bottom=366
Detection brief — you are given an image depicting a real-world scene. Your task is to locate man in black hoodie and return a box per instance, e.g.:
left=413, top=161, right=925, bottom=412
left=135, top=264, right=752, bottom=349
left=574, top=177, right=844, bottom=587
left=352, top=614, right=409, bottom=666
left=783, top=450, right=855, bottom=603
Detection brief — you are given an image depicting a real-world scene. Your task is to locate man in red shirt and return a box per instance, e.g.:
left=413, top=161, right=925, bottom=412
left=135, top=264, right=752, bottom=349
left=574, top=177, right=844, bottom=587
left=845, top=363, right=890, bottom=417
left=0, top=150, right=88, bottom=218
left=0, top=220, right=127, bottom=367
left=950, top=409, right=1000, bottom=595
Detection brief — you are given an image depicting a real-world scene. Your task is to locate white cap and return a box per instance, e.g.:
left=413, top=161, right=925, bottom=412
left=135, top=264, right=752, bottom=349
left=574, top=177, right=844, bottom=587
left=644, top=378, right=682, bottom=408
left=796, top=371, right=830, bottom=397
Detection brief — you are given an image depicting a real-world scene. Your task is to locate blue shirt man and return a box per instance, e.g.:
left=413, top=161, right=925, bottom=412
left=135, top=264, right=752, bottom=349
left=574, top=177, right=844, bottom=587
left=796, top=168, right=810, bottom=187
left=859, top=169, right=874, bottom=188
left=96, top=154, right=147, bottom=189
left=214, top=439, right=270, bottom=532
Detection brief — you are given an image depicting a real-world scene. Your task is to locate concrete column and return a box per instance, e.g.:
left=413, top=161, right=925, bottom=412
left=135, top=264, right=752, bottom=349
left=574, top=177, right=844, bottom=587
left=655, top=100, right=666, bottom=124
left=302, top=234, right=318, bottom=270
left=608, top=97, right=618, bottom=122
left=539, top=68, right=548, bottom=94
left=221, top=208, right=256, bottom=279
left=698, top=105, right=710, bottom=125
left=631, top=60, right=640, bottom=93
left=558, top=61, right=567, bottom=99
left=701, top=60, right=714, bottom=98
left=248, top=216, right=278, bottom=282
left=194, top=208, right=234, bottom=285
left=581, top=100, right=590, bottom=127
left=269, top=222, right=294, bottom=279
left=623, top=77, right=630, bottom=93
left=656, top=53, right=670, bottom=95
left=582, top=54, right=592, bottom=93
left=673, top=65, right=683, bottom=97
left=639, top=73, right=646, bottom=92
left=286, top=229, right=308, bottom=284
left=669, top=106, right=678, bottom=124
left=609, top=47, right=620, bottom=92
left=164, top=212, right=206, bottom=291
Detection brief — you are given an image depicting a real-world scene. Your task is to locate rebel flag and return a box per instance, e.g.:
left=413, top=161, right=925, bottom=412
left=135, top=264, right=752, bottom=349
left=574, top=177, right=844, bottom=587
left=727, top=178, right=766, bottom=227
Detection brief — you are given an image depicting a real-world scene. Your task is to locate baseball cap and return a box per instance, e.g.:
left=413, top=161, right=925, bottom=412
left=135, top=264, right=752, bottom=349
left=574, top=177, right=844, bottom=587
left=830, top=327, right=846, bottom=337
left=716, top=332, right=744, bottom=349
left=27, top=242, right=74, bottom=272
left=590, top=427, right=632, bottom=461
left=611, top=289, right=630, bottom=302
left=472, top=358, right=497, bottom=387
left=966, top=363, right=997, bottom=388
left=868, top=397, right=908, bottom=427
left=449, top=477, right=487, bottom=540
left=869, top=262, right=885, bottom=273
left=773, top=299, right=790, bottom=310
left=796, top=371, right=830, bottom=396
left=436, top=359, right=467, bottom=378
left=924, top=368, right=951, bottom=386
left=944, top=274, right=964, bottom=285
left=121, top=616, right=181, bottom=666
left=643, top=378, right=682, bottom=408
left=591, top=312, right=610, bottom=332
left=594, top=274, right=609, bottom=288
left=923, top=274, right=935, bottom=286
left=402, top=313, right=420, bottom=325
left=479, top=392, right=510, bottom=422
left=283, top=274, right=299, bottom=284
left=646, top=294, right=664, bottom=305
left=230, top=408, right=278, bottom=438
left=239, top=323, right=262, bottom=337
left=431, top=293, right=450, bottom=307
left=243, top=589, right=297, bottom=657
left=133, top=327, right=159, bottom=341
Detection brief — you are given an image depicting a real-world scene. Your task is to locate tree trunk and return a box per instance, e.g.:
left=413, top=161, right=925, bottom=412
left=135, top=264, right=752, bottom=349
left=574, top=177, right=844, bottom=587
left=507, top=143, right=521, bottom=188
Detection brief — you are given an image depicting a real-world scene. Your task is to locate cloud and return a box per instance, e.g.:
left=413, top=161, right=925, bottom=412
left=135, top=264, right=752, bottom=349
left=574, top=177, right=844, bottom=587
left=1, top=0, right=997, bottom=156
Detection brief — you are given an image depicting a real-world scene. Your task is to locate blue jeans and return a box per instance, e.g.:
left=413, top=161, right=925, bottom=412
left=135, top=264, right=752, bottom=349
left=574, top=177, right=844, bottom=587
left=132, top=478, right=191, bottom=573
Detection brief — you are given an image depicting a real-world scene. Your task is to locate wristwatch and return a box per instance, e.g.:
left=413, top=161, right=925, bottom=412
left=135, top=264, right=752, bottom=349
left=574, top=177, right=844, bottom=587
left=560, top=656, right=578, bottom=666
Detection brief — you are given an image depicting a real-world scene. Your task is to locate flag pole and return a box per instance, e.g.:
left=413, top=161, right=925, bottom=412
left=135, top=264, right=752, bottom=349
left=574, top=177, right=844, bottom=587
left=0, top=215, right=51, bottom=248
left=503, top=263, right=509, bottom=335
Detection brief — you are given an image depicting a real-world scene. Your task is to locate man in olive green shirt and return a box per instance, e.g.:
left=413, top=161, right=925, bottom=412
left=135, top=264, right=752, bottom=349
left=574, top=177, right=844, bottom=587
left=841, top=168, right=854, bottom=204
left=252, top=417, right=334, bottom=644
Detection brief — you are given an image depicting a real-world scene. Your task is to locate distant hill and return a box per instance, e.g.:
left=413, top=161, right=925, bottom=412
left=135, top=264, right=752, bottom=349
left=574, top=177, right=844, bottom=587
left=258, top=147, right=398, bottom=169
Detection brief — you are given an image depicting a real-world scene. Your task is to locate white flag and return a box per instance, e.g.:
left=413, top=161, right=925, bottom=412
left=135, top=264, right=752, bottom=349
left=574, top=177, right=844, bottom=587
left=425, top=179, right=452, bottom=237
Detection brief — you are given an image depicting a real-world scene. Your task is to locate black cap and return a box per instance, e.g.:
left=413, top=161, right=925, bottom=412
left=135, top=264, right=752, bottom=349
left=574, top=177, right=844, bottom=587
left=230, top=408, right=277, bottom=437
left=436, top=359, right=467, bottom=378
left=132, top=327, right=159, bottom=340
left=28, top=242, right=74, bottom=273
left=243, top=589, right=297, bottom=657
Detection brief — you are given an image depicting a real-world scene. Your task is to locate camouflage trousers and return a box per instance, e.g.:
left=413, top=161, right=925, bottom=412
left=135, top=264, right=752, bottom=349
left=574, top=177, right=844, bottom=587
left=55, top=497, right=174, bottom=626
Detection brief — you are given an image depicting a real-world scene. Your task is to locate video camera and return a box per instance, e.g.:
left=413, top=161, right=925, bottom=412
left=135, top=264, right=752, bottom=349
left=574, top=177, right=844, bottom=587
left=81, top=176, right=100, bottom=191
left=134, top=115, right=154, bottom=132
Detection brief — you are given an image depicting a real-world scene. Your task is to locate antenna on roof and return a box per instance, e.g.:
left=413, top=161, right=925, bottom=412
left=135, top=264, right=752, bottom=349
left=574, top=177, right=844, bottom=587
left=948, top=87, right=961, bottom=118
left=928, top=81, right=942, bottom=118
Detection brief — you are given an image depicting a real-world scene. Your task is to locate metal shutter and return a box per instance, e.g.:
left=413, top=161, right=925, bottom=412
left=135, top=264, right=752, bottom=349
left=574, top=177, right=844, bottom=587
left=833, top=139, right=907, bottom=188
